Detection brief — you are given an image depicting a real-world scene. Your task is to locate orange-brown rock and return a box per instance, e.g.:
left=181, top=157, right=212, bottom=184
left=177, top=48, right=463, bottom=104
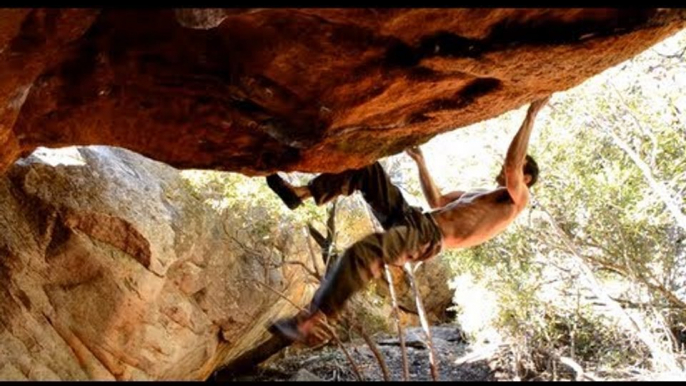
left=0, top=9, right=684, bottom=175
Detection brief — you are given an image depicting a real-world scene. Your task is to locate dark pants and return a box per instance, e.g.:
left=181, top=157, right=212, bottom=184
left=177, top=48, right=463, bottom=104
left=305, top=162, right=443, bottom=317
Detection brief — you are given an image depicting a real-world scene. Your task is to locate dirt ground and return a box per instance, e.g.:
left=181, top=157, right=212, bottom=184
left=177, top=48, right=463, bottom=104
left=222, top=325, right=507, bottom=382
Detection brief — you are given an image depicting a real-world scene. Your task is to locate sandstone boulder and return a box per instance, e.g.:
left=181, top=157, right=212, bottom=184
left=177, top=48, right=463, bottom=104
left=0, top=146, right=316, bottom=380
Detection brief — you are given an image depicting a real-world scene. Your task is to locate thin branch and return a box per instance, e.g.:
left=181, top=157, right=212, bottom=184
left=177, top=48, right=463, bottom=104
left=308, top=223, right=327, bottom=247
left=653, top=45, right=686, bottom=59
left=384, top=264, right=410, bottom=381
left=253, top=279, right=307, bottom=313
left=347, top=317, right=391, bottom=381
left=609, top=296, right=685, bottom=310
left=641, top=270, right=686, bottom=309
left=579, top=236, right=621, bottom=258
left=648, top=301, right=680, bottom=351
left=579, top=251, right=629, bottom=278
left=222, top=221, right=262, bottom=257
left=364, top=202, right=410, bottom=381
left=303, top=228, right=323, bottom=279
left=281, top=260, right=320, bottom=281
left=326, top=200, right=338, bottom=257
left=324, top=200, right=339, bottom=272
left=322, top=324, right=364, bottom=381
left=605, top=80, right=658, bottom=168
left=404, top=262, right=439, bottom=381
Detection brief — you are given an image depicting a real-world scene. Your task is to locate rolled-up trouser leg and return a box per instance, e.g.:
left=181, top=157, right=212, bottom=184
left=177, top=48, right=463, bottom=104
left=309, top=224, right=431, bottom=317
left=308, top=162, right=409, bottom=230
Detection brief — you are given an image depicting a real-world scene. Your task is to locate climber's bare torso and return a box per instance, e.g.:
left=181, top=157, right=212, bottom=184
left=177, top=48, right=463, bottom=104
left=408, top=96, right=549, bottom=250
left=429, top=187, right=526, bottom=249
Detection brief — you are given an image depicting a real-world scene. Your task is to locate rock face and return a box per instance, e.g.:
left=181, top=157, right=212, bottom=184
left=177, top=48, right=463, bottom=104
left=382, top=259, right=454, bottom=323
left=0, top=146, right=316, bottom=380
left=1, top=9, right=685, bottom=175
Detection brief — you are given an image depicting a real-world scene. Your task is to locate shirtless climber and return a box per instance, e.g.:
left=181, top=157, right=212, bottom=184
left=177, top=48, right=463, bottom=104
left=265, top=95, right=551, bottom=342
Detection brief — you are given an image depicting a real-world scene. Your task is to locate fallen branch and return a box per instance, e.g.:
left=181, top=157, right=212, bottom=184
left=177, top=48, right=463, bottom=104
left=404, top=262, right=439, bottom=381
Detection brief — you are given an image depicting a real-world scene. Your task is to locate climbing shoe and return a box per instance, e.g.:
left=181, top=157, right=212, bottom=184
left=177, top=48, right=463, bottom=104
left=266, top=174, right=302, bottom=210
left=268, top=310, right=325, bottom=343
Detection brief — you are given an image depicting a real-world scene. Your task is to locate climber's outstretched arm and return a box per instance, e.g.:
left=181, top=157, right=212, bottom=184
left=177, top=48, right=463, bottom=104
left=504, top=96, right=550, bottom=205
left=406, top=146, right=463, bottom=209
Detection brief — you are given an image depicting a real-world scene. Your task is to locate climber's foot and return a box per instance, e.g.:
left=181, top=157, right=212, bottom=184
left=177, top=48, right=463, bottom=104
left=266, top=174, right=302, bottom=210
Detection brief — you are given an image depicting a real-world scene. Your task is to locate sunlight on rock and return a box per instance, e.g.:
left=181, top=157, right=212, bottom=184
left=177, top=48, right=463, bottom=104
left=29, top=146, right=86, bottom=167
